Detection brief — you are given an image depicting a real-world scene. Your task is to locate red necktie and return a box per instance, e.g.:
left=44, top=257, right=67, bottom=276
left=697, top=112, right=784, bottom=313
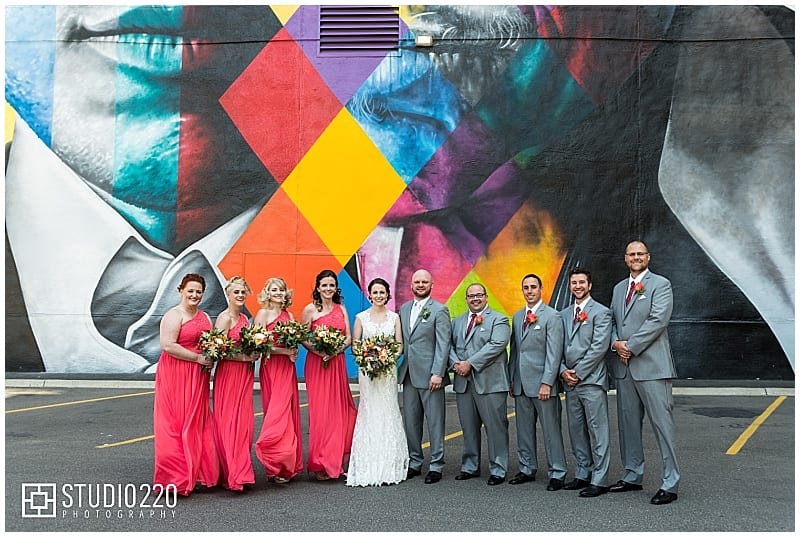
left=466, top=312, right=477, bottom=336
left=523, top=310, right=532, bottom=329
left=625, top=280, right=636, bottom=306
left=573, top=306, right=581, bottom=324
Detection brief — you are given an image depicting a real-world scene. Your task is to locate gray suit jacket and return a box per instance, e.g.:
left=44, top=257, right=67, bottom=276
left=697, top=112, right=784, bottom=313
left=508, top=303, right=564, bottom=397
left=398, top=299, right=452, bottom=389
left=449, top=307, right=510, bottom=394
left=609, top=271, right=676, bottom=381
left=560, top=299, right=612, bottom=390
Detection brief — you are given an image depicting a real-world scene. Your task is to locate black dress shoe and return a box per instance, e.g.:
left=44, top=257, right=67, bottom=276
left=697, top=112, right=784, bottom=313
left=609, top=479, right=643, bottom=492
left=650, top=489, right=678, bottom=505
left=508, top=472, right=535, bottom=485
left=455, top=471, right=480, bottom=480
left=563, top=478, right=590, bottom=490
left=579, top=484, right=610, bottom=497
left=406, top=468, right=422, bottom=479
left=546, top=478, right=564, bottom=491
left=487, top=475, right=505, bottom=486
left=424, top=471, right=442, bottom=484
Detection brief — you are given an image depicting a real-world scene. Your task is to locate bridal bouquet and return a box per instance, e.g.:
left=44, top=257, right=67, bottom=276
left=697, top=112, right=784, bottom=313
left=309, top=325, right=346, bottom=369
left=352, top=334, right=401, bottom=380
left=272, top=319, right=311, bottom=350
left=237, top=324, right=274, bottom=357
left=198, top=328, right=234, bottom=363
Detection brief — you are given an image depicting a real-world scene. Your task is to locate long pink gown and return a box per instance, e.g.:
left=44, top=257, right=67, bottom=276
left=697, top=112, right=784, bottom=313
left=153, top=311, right=220, bottom=496
left=255, top=310, right=303, bottom=480
left=305, top=304, right=357, bottom=478
left=212, top=312, right=255, bottom=491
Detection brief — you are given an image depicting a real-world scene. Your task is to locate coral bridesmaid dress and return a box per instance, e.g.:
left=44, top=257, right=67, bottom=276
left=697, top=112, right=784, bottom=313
left=304, top=304, right=357, bottom=479
left=153, top=311, right=220, bottom=496
left=212, top=312, right=255, bottom=491
left=255, top=310, right=303, bottom=481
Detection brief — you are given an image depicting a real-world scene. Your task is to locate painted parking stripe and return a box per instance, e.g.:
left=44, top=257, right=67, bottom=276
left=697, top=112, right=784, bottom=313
left=725, top=396, right=787, bottom=455
left=6, top=391, right=155, bottom=414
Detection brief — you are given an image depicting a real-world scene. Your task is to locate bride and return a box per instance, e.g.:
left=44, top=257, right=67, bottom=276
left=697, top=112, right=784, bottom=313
left=346, top=278, right=409, bottom=487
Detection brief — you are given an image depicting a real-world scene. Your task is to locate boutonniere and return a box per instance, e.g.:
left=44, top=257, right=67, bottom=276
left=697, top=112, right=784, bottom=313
left=475, top=314, right=484, bottom=326
left=577, top=311, right=588, bottom=324
left=634, top=282, right=645, bottom=295
left=420, top=307, right=431, bottom=320
left=525, top=312, right=537, bottom=325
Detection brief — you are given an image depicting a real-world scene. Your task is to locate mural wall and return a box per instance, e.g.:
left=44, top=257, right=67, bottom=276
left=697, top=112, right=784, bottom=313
left=5, top=5, right=794, bottom=379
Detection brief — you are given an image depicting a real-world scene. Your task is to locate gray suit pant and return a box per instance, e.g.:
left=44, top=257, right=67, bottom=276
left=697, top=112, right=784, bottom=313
left=456, top=383, right=509, bottom=477
left=402, top=377, right=446, bottom=472
left=564, top=384, right=610, bottom=487
left=615, top=374, right=680, bottom=492
left=514, top=392, right=568, bottom=479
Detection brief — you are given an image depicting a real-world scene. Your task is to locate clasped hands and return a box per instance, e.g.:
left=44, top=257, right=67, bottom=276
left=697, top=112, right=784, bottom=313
left=429, top=374, right=444, bottom=391
left=613, top=340, right=632, bottom=366
left=561, top=369, right=579, bottom=388
left=453, top=360, right=472, bottom=377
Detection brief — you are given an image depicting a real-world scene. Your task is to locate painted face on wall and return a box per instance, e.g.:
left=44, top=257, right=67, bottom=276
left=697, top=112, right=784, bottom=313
left=6, top=5, right=280, bottom=254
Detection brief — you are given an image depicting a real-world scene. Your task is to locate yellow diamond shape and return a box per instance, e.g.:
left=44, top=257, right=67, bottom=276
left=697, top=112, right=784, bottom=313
left=282, top=108, right=406, bottom=265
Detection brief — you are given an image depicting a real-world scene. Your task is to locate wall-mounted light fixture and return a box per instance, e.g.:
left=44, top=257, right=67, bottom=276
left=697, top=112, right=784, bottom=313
left=415, top=35, right=433, bottom=47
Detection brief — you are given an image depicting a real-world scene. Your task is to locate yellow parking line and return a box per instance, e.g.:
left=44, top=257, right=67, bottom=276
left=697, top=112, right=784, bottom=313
left=422, top=411, right=516, bottom=449
left=6, top=391, right=155, bottom=414
left=726, top=396, right=787, bottom=455
left=96, top=399, right=320, bottom=449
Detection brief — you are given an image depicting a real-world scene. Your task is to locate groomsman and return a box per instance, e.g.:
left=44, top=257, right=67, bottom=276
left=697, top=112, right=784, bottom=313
left=507, top=274, right=568, bottom=491
left=559, top=267, right=612, bottom=498
left=398, top=269, right=452, bottom=484
left=450, top=284, right=511, bottom=485
left=609, top=240, right=680, bottom=505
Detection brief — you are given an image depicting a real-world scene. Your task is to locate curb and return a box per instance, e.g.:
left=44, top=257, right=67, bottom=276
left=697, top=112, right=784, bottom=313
left=4, top=378, right=794, bottom=397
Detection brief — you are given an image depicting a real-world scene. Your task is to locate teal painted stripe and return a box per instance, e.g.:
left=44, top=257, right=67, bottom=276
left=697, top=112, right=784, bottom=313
left=111, top=6, right=183, bottom=250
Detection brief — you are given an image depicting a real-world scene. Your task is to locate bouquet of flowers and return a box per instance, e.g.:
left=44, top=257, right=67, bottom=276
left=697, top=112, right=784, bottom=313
left=198, top=328, right=234, bottom=364
left=309, top=325, right=346, bottom=369
left=272, top=319, right=311, bottom=350
left=237, top=324, right=274, bottom=357
left=352, top=334, right=401, bottom=380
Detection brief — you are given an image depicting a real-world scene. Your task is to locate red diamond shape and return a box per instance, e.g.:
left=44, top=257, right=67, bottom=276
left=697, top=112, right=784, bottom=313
left=220, top=27, right=343, bottom=183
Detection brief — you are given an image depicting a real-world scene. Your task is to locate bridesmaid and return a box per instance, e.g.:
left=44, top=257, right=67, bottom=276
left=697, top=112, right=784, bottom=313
left=254, top=277, right=303, bottom=484
left=212, top=276, right=258, bottom=492
left=153, top=273, right=220, bottom=496
left=300, top=269, right=357, bottom=481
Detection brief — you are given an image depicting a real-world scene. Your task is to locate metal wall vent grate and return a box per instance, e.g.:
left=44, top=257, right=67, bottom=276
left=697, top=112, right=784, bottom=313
left=319, top=5, right=400, bottom=56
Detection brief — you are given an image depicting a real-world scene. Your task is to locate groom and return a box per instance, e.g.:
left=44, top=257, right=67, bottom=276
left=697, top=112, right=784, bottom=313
left=398, top=269, right=452, bottom=484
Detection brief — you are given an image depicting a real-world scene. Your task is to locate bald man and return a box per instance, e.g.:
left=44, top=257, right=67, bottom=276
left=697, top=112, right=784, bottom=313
left=398, top=269, right=452, bottom=484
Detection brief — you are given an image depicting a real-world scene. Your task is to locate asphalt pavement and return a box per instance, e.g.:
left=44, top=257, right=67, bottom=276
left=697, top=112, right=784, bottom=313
left=4, top=380, right=795, bottom=533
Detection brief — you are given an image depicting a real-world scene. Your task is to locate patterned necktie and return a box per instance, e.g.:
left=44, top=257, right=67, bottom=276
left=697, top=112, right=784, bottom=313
left=573, top=306, right=582, bottom=324
left=466, top=312, right=477, bottom=337
left=625, top=280, right=636, bottom=306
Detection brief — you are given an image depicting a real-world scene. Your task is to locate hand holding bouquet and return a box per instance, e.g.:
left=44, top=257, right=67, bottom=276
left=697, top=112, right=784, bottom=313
left=309, top=325, right=346, bottom=369
left=237, top=324, right=274, bottom=360
left=198, top=328, right=234, bottom=369
left=272, top=319, right=311, bottom=350
left=352, top=334, right=401, bottom=380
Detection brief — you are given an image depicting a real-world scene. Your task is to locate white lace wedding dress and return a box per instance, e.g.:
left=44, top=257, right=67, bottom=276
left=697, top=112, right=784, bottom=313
left=346, top=309, right=409, bottom=487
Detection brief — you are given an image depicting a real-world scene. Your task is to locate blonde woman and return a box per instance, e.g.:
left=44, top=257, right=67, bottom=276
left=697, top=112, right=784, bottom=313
left=254, top=277, right=303, bottom=483
left=213, top=276, right=258, bottom=491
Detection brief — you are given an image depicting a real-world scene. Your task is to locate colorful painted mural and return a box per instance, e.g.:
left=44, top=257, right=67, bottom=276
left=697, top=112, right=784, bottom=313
left=5, top=5, right=794, bottom=379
